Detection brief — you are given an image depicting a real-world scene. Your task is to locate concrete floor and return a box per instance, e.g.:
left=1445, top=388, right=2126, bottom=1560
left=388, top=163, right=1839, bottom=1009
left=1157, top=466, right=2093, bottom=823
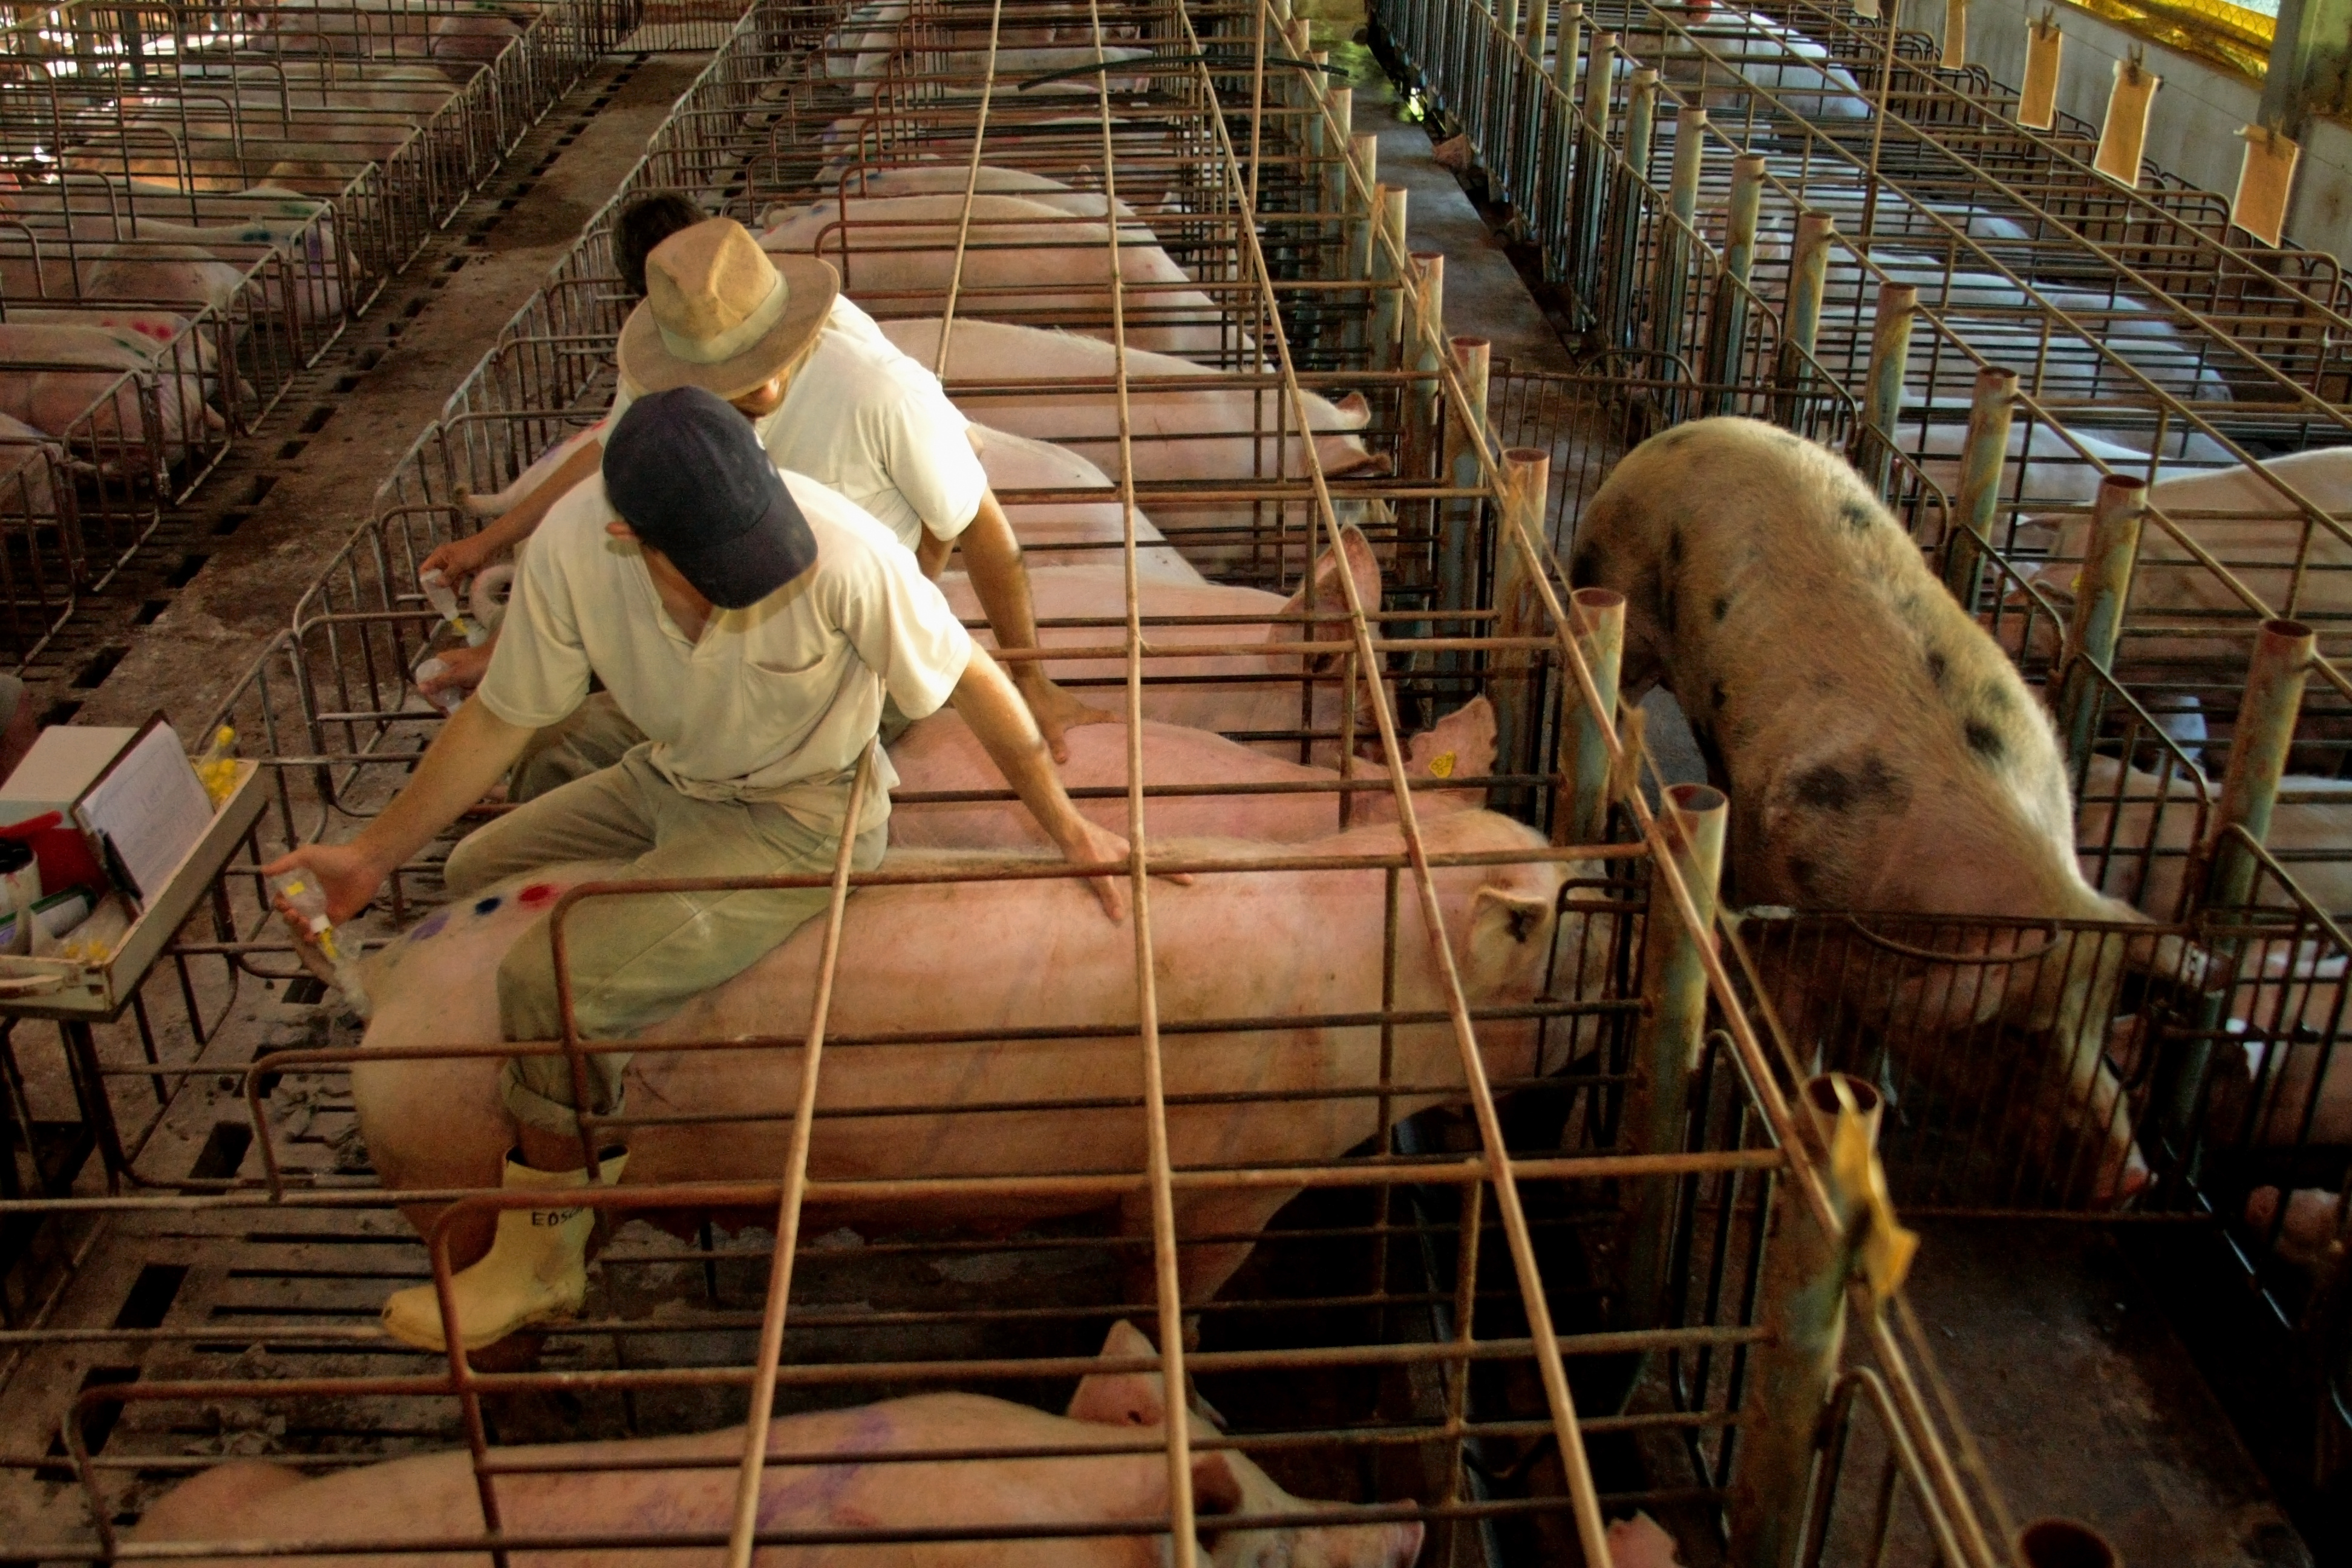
left=1908, top=1223, right=2313, bottom=1568
left=71, top=53, right=710, bottom=739
left=1326, top=37, right=1573, bottom=377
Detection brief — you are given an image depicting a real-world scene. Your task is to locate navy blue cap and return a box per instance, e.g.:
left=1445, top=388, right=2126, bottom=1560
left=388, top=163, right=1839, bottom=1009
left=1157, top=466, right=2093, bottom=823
left=603, top=386, right=815, bottom=610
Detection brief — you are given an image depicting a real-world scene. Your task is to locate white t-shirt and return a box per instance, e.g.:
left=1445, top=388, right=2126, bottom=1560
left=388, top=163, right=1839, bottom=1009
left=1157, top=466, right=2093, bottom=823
left=477, top=465, right=973, bottom=821
left=604, top=298, right=986, bottom=556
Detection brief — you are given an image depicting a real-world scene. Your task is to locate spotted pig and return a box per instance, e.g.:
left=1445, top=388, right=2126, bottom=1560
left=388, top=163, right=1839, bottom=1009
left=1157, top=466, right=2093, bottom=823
left=1569, top=417, right=2190, bottom=1195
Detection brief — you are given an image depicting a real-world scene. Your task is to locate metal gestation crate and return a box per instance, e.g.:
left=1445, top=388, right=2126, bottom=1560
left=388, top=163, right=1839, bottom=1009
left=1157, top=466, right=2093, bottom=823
left=0, top=0, right=650, bottom=319
left=1376, top=0, right=2352, bottom=1517
left=0, top=2, right=2024, bottom=1565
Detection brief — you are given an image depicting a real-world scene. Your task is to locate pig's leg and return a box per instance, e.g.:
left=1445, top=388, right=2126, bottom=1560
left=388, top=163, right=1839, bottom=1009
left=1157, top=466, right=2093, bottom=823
left=457, top=425, right=598, bottom=518
left=1124, top=1188, right=1298, bottom=1305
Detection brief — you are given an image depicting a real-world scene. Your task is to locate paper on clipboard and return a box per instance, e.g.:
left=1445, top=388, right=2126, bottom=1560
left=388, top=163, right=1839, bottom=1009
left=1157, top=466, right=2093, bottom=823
left=2020, top=15, right=2062, bottom=131
left=74, top=717, right=213, bottom=909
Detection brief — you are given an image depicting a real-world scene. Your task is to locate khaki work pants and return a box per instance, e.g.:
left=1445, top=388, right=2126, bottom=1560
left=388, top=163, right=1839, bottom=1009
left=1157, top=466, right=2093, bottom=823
left=445, top=744, right=887, bottom=1137
left=511, top=692, right=915, bottom=805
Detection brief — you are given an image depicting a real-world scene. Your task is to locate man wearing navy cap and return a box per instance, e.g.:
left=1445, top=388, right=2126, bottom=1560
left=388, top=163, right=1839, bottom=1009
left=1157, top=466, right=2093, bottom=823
left=265, top=387, right=1142, bottom=1353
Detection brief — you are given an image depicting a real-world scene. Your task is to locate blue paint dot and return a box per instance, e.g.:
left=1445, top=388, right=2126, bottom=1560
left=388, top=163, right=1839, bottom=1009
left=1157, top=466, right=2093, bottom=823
left=411, top=910, right=448, bottom=941
left=474, top=895, right=503, bottom=916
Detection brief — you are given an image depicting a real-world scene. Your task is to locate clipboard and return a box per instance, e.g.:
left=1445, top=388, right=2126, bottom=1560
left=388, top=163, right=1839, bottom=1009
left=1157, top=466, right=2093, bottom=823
left=71, top=713, right=213, bottom=911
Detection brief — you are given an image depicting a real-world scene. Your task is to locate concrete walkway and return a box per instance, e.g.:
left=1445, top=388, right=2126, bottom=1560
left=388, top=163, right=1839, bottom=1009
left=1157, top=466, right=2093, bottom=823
left=1327, top=38, right=1573, bottom=374
left=80, top=54, right=710, bottom=735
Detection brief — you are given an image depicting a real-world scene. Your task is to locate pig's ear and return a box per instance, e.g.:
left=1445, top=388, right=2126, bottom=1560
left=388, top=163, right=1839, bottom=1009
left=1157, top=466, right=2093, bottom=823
left=1305, top=526, right=1383, bottom=613
left=1065, top=1320, right=1168, bottom=1426
left=1408, top=697, right=1497, bottom=791
left=1272, top=526, right=1380, bottom=643
left=1464, top=884, right=1557, bottom=990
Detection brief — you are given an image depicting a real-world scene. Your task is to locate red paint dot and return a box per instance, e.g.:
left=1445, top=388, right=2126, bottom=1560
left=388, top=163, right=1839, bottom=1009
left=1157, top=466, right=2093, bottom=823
left=518, top=883, right=557, bottom=904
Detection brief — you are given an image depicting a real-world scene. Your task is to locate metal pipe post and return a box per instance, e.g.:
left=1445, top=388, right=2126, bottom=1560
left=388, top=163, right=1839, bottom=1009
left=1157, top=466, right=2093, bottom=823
left=1324, top=85, right=1351, bottom=220
left=1555, top=587, right=1624, bottom=846
left=1555, top=2, right=1582, bottom=92
left=1723, top=151, right=1765, bottom=281
left=1438, top=335, right=1493, bottom=650
left=1371, top=185, right=1407, bottom=367
left=2206, top=618, right=2316, bottom=910
left=1648, top=106, right=1707, bottom=367
left=1492, top=448, right=1555, bottom=798
left=1563, top=31, right=1618, bottom=299
left=1622, top=66, right=1658, bottom=173
left=1667, top=105, right=1705, bottom=224
left=1500, top=0, right=1520, bottom=46
left=1774, top=211, right=1835, bottom=421
left=1859, top=280, right=1917, bottom=499
left=2162, top=619, right=2318, bottom=1154
left=1526, top=0, right=1549, bottom=65
left=1616, top=783, right=1729, bottom=1333
left=1406, top=252, right=1447, bottom=500
left=1942, top=365, right=2016, bottom=610
left=1597, top=68, right=1658, bottom=347
left=1583, top=29, right=1615, bottom=126
left=2059, top=476, right=2146, bottom=773
left=1703, top=151, right=1765, bottom=405
left=1343, top=135, right=1378, bottom=349
left=1783, top=211, right=1835, bottom=359
left=1726, top=1073, right=1881, bottom=1568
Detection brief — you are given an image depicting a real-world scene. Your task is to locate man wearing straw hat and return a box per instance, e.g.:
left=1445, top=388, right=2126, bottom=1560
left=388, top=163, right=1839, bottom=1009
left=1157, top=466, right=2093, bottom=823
left=263, top=370, right=1154, bottom=1352
left=423, top=214, right=1110, bottom=786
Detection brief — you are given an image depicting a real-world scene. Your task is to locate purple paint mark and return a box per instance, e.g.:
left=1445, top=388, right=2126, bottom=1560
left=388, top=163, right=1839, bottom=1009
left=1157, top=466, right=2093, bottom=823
left=755, top=1406, right=897, bottom=1529
left=410, top=910, right=449, bottom=942
left=473, top=895, right=503, bottom=916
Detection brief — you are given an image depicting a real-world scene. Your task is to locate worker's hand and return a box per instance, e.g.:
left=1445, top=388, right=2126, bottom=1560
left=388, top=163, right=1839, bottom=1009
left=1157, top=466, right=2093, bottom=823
left=1019, top=675, right=1117, bottom=764
left=263, top=842, right=391, bottom=926
left=418, top=639, right=494, bottom=697
left=420, top=534, right=493, bottom=588
left=1049, top=815, right=1191, bottom=923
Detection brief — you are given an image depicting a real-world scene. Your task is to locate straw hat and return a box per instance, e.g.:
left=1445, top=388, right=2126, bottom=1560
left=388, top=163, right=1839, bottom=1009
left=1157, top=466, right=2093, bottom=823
left=616, top=217, right=839, bottom=402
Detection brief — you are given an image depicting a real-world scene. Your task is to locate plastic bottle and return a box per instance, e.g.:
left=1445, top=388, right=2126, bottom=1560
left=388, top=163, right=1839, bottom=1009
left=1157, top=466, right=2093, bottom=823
left=411, top=655, right=465, bottom=714
left=268, top=870, right=367, bottom=1001
left=419, top=567, right=487, bottom=647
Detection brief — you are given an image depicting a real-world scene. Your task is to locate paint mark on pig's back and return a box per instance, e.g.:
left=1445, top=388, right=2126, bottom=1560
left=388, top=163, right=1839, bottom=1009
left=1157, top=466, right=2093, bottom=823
left=754, top=1406, right=897, bottom=1528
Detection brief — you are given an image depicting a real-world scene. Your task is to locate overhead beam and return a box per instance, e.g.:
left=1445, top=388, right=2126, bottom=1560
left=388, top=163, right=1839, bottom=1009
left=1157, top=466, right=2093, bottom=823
left=2258, top=0, right=2351, bottom=138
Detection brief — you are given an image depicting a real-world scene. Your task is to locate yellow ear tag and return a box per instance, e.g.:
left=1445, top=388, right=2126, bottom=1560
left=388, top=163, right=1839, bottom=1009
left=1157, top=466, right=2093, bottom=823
left=1427, top=751, right=1456, bottom=779
left=1828, top=1077, right=1921, bottom=1305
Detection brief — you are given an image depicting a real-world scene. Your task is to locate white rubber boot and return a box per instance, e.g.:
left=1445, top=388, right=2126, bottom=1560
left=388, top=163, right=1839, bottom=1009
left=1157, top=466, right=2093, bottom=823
left=381, top=1148, right=626, bottom=1353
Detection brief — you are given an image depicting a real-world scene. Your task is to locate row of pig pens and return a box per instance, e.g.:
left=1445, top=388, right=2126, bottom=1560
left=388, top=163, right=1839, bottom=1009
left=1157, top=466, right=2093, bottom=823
left=0, top=0, right=2060, bottom=1564
left=1382, top=0, right=2352, bottom=1535
left=0, top=0, right=662, bottom=671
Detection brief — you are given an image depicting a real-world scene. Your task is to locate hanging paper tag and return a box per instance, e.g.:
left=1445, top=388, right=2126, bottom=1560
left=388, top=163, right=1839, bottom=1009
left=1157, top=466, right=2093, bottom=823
left=1940, top=0, right=1967, bottom=69
left=2094, top=56, right=2160, bottom=186
left=1854, top=0, right=1881, bottom=19
left=2231, top=125, right=2301, bottom=248
left=2019, top=15, right=2062, bottom=131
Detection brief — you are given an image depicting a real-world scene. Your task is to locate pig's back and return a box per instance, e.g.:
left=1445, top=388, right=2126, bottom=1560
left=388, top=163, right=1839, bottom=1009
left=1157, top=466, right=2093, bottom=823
left=1576, top=418, right=2079, bottom=912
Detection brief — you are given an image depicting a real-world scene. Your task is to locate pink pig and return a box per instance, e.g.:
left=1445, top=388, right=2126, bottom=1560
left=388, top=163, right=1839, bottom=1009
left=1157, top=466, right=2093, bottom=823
left=134, top=1321, right=1423, bottom=1567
